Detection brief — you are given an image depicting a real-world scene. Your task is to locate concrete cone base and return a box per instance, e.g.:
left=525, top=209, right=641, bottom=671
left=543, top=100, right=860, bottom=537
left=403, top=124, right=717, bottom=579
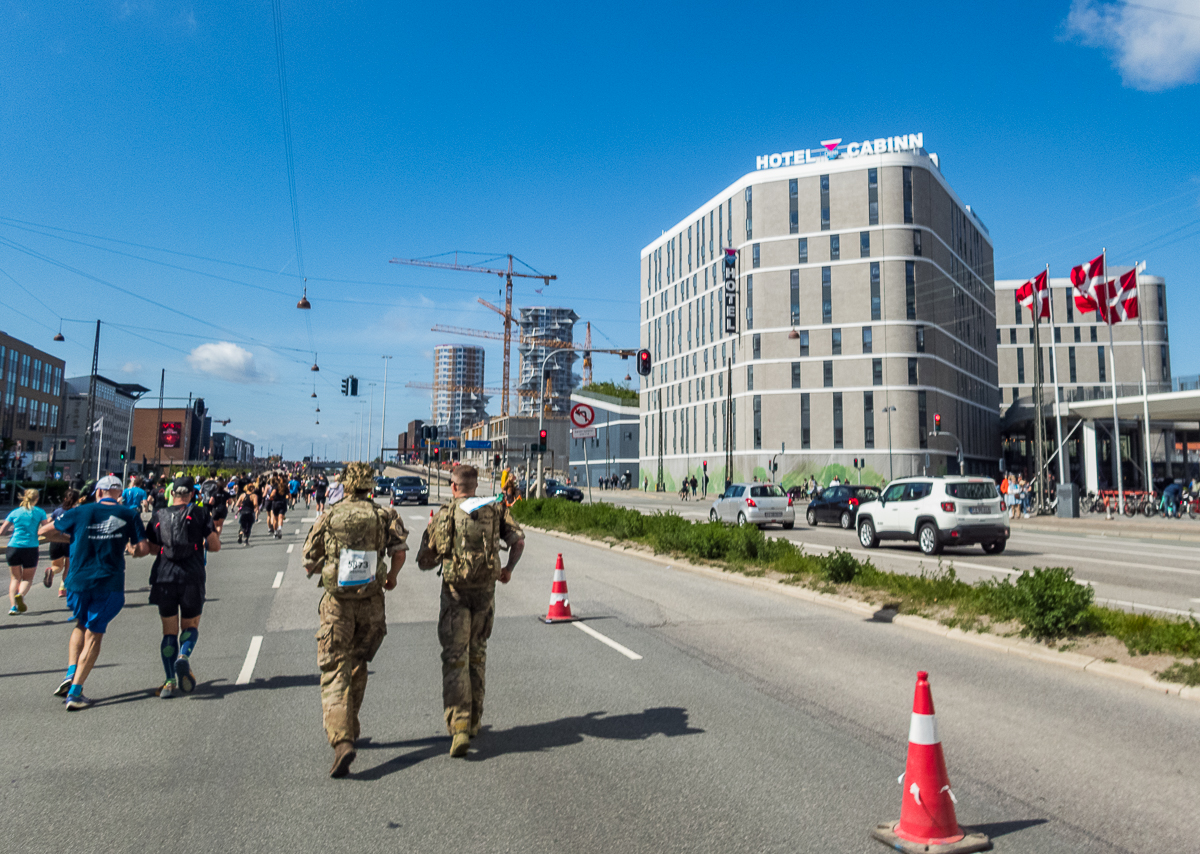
left=539, top=615, right=581, bottom=624
left=870, top=822, right=992, bottom=854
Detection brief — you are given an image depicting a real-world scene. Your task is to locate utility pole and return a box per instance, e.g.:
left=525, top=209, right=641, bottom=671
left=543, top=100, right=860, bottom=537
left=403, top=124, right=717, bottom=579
left=82, top=321, right=100, bottom=478
left=366, top=383, right=376, bottom=466
left=154, top=369, right=165, bottom=473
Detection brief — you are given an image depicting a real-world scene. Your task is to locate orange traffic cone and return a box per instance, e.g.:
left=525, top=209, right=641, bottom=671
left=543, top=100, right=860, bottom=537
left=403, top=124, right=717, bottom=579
left=871, top=672, right=991, bottom=853
left=541, top=554, right=579, bottom=623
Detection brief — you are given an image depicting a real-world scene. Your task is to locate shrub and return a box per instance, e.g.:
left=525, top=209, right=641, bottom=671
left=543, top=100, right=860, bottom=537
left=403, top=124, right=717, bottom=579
left=1157, top=660, right=1200, bottom=687
left=820, top=549, right=860, bottom=584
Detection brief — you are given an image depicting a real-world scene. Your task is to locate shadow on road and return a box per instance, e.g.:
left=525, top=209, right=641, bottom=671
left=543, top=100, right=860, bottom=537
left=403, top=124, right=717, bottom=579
left=91, top=672, right=321, bottom=707
left=353, top=706, right=704, bottom=780
left=968, top=818, right=1049, bottom=838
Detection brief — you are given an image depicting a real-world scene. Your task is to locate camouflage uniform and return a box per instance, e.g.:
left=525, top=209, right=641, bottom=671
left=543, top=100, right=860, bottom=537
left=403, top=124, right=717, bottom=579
left=302, top=463, right=407, bottom=747
left=420, top=498, right=524, bottom=736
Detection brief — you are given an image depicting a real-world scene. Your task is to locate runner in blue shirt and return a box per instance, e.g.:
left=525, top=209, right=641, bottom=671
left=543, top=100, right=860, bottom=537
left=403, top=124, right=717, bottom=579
left=288, top=475, right=301, bottom=509
left=122, top=476, right=148, bottom=512
left=2, top=489, right=49, bottom=614
left=40, top=475, right=151, bottom=710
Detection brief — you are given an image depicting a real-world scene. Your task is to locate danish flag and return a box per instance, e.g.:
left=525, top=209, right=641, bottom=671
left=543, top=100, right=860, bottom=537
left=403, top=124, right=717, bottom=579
left=1070, top=253, right=1105, bottom=317
left=1015, top=270, right=1049, bottom=320
left=1109, top=268, right=1139, bottom=323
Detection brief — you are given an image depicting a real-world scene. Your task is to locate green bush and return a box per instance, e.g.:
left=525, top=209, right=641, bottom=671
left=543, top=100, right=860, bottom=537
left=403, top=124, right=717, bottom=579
left=820, top=549, right=860, bottom=584
left=1157, top=660, right=1200, bottom=687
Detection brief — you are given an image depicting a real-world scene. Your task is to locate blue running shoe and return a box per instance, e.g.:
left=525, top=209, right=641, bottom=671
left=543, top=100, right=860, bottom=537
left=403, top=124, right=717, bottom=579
left=65, top=695, right=94, bottom=711
left=175, top=656, right=195, bottom=693
left=54, top=677, right=73, bottom=697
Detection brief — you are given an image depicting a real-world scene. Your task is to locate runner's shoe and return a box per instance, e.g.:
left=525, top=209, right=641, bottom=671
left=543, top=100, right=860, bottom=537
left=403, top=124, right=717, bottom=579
left=64, top=695, right=94, bottom=711
left=175, top=656, right=196, bottom=693
left=8, top=606, right=17, bottom=616
left=58, top=585, right=66, bottom=598
left=237, top=532, right=243, bottom=544
left=156, top=681, right=177, bottom=699
left=54, top=677, right=73, bottom=697
left=14, top=594, right=26, bottom=613
left=43, top=567, right=54, bottom=588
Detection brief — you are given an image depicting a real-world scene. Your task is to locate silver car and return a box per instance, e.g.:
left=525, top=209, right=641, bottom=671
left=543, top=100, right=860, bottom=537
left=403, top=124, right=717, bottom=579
left=709, top=483, right=796, bottom=529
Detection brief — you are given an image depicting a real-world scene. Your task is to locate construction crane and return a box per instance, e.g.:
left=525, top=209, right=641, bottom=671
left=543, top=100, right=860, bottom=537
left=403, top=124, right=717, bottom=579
left=405, top=380, right=569, bottom=418
left=472, top=302, right=637, bottom=382
left=389, top=253, right=555, bottom=416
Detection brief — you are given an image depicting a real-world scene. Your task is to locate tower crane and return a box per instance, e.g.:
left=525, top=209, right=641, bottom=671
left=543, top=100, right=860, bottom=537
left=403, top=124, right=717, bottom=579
left=389, top=253, right=555, bottom=416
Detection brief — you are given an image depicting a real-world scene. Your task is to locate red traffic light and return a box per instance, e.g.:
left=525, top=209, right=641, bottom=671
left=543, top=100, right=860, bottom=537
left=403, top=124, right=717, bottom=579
left=433, top=447, right=440, bottom=458
left=636, top=348, right=652, bottom=377
left=933, top=413, right=942, bottom=434
left=539, top=429, right=547, bottom=441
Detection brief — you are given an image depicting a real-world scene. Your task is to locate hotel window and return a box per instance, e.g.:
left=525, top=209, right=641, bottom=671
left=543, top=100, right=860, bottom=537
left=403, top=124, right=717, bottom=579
left=753, top=395, right=762, bottom=449
left=1013, top=290, right=1022, bottom=325
left=1068, top=347, right=1077, bottom=383
left=820, top=174, right=830, bottom=230
left=862, top=327, right=873, bottom=353
left=833, top=392, right=843, bottom=448
left=823, top=360, right=833, bottom=387
left=709, top=210, right=714, bottom=256
left=1074, top=326, right=1081, bottom=343
left=831, top=328, right=842, bottom=356
left=746, top=275, right=753, bottom=329
left=908, top=358, right=918, bottom=385
left=688, top=226, right=692, bottom=271
left=727, top=198, right=733, bottom=244
left=830, top=234, right=840, bottom=261
left=1029, top=328, right=1035, bottom=344
left=860, top=231, right=870, bottom=258
left=918, top=391, right=928, bottom=448
left=902, top=166, right=913, bottom=223
left=1098, top=346, right=1106, bottom=382
left=1158, top=284, right=1166, bottom=322
left=913, top=229, right=922, bottom=256
left=1017, top=348, right=1025, bottom=384
left=867, top=168, right=879, bottom=226
left=752, top=243, right=760, bottom=268
left=801, top=394, right=811, bottom=448
left=905, top=261, right=916, bottom=320
left=747, top=365, right=754, bottom=391
left=798, top=237, right=808, bottom=264
left=744, top=186, right=753, bottom=240
left=790, top=270, right=800, bottom=325
left=789, top=178, right=799, bottom=234
left=791, top=362, right=803, bottom=389
left=916, top=325, right=925, bottom=353
left=822, top=266, right=832, bottom=323
left=1090, top=326, right=1097, bottom=342
left=1010, top=329, right=1017, bottom=344
left=870, top=262, right=881, bottom=321
left=1054, top=326, right=1061, bottom=343
left=799, top=331, right=809, bottom=357
left=719, top=205, right=723, bottom=250
left=863, top=392, right=875, bottom=448
left=752, top=333, right=761, bottom=359
left=872, top=358, right=883, bottom=385
left=1065, top=291, right=1074, bottom=323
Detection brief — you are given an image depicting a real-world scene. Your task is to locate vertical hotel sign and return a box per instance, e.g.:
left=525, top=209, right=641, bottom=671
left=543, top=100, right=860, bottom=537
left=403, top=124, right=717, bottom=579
left=722, top=248, right=738, bottom=334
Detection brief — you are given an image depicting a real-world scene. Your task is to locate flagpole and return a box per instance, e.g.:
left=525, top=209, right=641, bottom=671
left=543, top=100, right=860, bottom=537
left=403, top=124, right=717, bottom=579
left=1031, top=281, right=1046, bottom=514
left=95, top=416, right=104, bottom=480
left=1135, top=262, right=1153, bottom=492
left=1046, top=264, right=1066, bottom=486
left=1103, top=247, right=1123, bottom=512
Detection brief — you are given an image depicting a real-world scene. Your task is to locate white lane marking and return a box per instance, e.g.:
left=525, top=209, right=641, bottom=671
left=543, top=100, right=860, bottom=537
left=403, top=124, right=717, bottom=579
left=787, top=538, right=1021, bottom=577
left=287, top=543, right=294, bottom=553
left=294, top=528, right=301, bottom=535
left=236, top=636, right=263, bottom=685
left=302, top=517, right=317, bottom=522
left=1041, top=553, right=1200, bottom=577
left=573, top=621, right=642, bottom=660
left=1191, top=598, right=1200, bottom=603
left=408, top=515, right=428, bottom=521
left=272, top=571, right=284, bottom=588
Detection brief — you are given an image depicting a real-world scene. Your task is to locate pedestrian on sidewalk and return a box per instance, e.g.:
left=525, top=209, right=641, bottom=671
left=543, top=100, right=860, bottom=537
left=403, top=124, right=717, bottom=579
left=3, top=489, right=48, bottom=615
left=39, top=476, right=150, bottom=710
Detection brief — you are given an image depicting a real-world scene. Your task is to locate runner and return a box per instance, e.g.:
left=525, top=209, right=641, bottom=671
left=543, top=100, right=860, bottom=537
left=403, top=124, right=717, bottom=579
left=3, top=489, right=48, bottom=615
left=235, top=487, right=258, bottom=546
left=122, top=476, right=148, bottom=512
left=288, top=473, right=301, bottom=510
left=314, top=473, right=329, bottom=513
left=39, top=476, right=149, bottom=709
left=271, top=476, right=289, bottom=539
left=46, top=488, right=81, bottom=597
left=203, top=475, right=231, bottom=538
left=145, top=476, right=220, bottom=698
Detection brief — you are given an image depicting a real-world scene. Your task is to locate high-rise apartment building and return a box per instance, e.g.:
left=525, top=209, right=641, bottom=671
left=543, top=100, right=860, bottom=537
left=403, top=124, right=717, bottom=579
left=432, top=344, right=487, bottom=437
left=639, top=134, right=999, bottom=488
left=516, top=307, right=579, bottom=416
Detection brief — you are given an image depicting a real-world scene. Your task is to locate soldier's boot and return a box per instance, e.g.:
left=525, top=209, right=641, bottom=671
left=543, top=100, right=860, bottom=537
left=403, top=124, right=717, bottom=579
left=449, top=732, right=470, bottom=757
left=330, top=740, right=356, bottom=778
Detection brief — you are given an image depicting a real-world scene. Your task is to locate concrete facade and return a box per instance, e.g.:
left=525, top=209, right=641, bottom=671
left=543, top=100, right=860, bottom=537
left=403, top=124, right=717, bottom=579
left=210, top=431, right=255, bottom=465
left=639, top=141, right=997, bottom=491
left=58, top=375, right=144, bottom=478
left=567, top=389, right=640, bottom=488
left=0, top=331, right=66, bottom=459
left=516, top=307, right=579, bottom=416
left=432, top=345, right=487, bottom=437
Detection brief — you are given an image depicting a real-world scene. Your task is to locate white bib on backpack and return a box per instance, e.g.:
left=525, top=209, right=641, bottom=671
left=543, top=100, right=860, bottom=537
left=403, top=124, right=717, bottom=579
left=337, top=548, right=377, bottom=587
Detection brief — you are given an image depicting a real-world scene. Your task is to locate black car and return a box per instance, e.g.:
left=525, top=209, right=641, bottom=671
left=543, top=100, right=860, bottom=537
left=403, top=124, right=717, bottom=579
left=805, top=484, right=880, bottom=529
left=545, top=478, right=584, bottom=502
left=389, top=476, right=429, bottom=505
left=372, top=477, right=392, bottom=497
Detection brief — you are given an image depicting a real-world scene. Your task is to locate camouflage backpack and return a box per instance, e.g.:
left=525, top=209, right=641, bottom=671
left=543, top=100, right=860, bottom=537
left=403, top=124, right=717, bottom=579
left=419, top=496, right=502, bottom=585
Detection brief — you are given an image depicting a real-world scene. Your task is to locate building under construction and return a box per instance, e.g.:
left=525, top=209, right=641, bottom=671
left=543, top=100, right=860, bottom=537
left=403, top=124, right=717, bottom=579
left=517, top=307, right=579, bottom=416
left=433, top=344, right=488, bottom=437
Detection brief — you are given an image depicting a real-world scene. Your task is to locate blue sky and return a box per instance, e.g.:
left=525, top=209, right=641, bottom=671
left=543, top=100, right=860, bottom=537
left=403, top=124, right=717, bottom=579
left=1, top=1, right=1197, bottom=459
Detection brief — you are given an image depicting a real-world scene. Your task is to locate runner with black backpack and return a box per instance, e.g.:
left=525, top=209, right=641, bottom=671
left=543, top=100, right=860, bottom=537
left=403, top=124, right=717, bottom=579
left=145, top=476, right=221, bottom=698
left=200, top=474, right=230, bottom=538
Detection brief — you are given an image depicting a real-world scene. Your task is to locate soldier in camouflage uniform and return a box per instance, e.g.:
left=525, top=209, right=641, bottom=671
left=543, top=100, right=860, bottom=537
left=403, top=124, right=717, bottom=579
left=417, top=464, right=524, bottom=757
left=302, top=461, right=408, bottom=777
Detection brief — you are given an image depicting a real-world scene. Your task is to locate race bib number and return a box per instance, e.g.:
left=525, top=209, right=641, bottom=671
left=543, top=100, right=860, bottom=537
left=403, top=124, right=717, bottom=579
left=337, top=548, right=377, bottom=587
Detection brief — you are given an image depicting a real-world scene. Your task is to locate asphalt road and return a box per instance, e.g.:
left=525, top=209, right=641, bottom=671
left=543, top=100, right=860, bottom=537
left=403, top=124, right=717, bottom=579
left=3, top=497, right=1198, bottom=853
left=592, top=489, right=1200, bottom=616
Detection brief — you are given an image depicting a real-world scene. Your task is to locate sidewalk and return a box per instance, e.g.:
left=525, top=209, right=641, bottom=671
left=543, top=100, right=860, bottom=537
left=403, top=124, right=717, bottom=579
left=1011, top=512, right=1200, bottom=543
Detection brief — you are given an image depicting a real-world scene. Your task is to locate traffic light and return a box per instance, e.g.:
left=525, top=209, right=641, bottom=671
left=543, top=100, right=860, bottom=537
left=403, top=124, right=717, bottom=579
left=853, top=457, right=858, bottom=468
left=493, top=453, right=501, bottom=467
left=119, top=449, right=127, bottom=461
left=539, top=429, right=547, bottom=452
left=933, top=413, right=942, bottom=435
left=433, top=447, right=440, bottom=461
left=702, top=460, right=707, bottom=471
left=341, top=377, right=349, bottom=396
left=350, top=376, right=359, bottom=396
left=636, top=348, right=652, bottom=377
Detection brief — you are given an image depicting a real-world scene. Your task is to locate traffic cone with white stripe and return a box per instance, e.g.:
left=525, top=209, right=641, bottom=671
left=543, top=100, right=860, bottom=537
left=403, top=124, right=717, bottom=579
left=871, top=671, right=991, bottom=853
left=541, top=553, right=579, bottom=623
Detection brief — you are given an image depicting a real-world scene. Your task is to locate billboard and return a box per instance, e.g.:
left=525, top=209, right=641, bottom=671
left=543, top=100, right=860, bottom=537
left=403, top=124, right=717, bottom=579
left=160, top=422, right=181, bottom=449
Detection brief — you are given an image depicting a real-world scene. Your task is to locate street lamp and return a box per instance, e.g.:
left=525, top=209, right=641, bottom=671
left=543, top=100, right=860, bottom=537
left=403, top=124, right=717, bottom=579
left=881, top=406, right=897, bottom=482
left=535, top=349, right=570, bottom=498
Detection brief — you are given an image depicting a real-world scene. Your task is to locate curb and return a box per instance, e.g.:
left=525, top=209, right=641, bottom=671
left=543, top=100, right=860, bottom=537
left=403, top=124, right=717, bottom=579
left=522, top=524, right=1200, bottom=704
left=1012, top=519, right=1200, bottom=544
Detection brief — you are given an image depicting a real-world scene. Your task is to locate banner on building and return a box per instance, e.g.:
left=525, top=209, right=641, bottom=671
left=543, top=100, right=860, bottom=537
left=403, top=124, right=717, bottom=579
left=160, top=422, right=181, bottom=449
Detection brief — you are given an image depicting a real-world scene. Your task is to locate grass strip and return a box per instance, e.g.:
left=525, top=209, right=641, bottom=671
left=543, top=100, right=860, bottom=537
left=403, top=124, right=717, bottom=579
left=511, top=499, right=1200, bottom=660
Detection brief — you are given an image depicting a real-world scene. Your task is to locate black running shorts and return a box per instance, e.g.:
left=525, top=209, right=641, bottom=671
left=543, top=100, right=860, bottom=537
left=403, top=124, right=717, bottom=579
left=5, top=546, right=39, bottom=568
left=211, top=503, right=228, bottom=521
left=48, top=541, right=71, bottom=561
left=149, top=581, right=205, bottom=619
left=271, top=500, right=288, bottom=515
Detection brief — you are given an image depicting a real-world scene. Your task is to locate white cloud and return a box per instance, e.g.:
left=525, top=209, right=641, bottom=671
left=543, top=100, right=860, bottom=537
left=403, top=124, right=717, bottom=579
left=1065, top=1, right=1200, bottom=91
left=187, top=342, right=264, bottom=384
left=121, top=361, right=142, bottom=374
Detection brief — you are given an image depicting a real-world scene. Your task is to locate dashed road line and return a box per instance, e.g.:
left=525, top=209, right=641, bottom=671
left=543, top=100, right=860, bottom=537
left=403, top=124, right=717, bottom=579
left=272, top=571, right=284, bottom=588
left=236, top=636, right=263, bottom=685
left=286, top=543, right=294, bottom=553
left=573, top=621, right=642, bottom=660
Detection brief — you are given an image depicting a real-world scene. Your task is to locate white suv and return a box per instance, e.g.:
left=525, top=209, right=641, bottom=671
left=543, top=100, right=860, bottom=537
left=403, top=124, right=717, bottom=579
left=855, top=476, right=1009, bottom=556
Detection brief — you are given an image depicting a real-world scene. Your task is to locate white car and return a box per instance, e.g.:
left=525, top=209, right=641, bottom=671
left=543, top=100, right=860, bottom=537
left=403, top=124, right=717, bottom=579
left=854, top=476, right=1009, bottom=555
left=709, top=483, right=796, bottom=529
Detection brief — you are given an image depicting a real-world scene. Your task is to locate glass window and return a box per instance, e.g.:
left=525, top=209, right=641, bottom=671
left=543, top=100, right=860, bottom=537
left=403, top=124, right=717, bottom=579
left=752, top=333, right=760, bottom=359
left=753, top=395, right=762, bottom=449
left=867, top=168, right=878, bottom=226
left=1158, top=284, right=1166, bottom=322
left=862, top=327, right=873, bottom=353
left=31, top=359, right=42, bottom=392
left=822, top=266, right=832, bottom=324
left=903, top=166, right=913, bottom=223
left=1017, top=348, right=1025, bottom=384
left=820, top=174, right=830, bottom=230
left=916, top=326, right=925, bottom=353
left=747, top=365, right=754, bottom=391
left=1098, top=346, right=1106, bottom=383
left=798, top=237, right=808, bottom=264
left=913, top=229, right=922, bottom=256
left=831, top=328, right=842, bottom=356
left=20, top=354, right=30, bottom=386
left=1090, top=326, right=1097, bottom=342
left=823, top=360, right=833, bottom=388
left=791, top=362, right=803, bottom=389
left=918, top=390, right=928, bottom=448
left=883, top=484, right=905, bottom=502
left=830, top=234, right=840, bottom=261
left=1065, top=289, right=1074, bottom=323
left=1010, top=328, right=1017, bottom=344
left=746, top=274, right=753, bottom=330
left=908, top=357, right=918, bottom=385
left=1074, top=326, right=1081, bottom=343
left=833, top=392, right=843, bottom=448
left=872, top=358, right=883, bottom=385
left=789, top=178, right=798, bottom=234
left=744, top=186, right=753, bottom=240
left=863, top=391, right=875, bottom=448
left=790, top=270, right=800, bottom=325
left=1162, top=344, right=1170, bottom=381
left=1054, top=326, right=1062, bottom=343
left=905, top=261, right=916, bottom=320
left=860, top=231, right=870, bottom=258
left=801, top=393, right=810, bottom=448
left=1068, top=346, right=1077, bottom=383
left=870, top=262, right=881, bottom=321
left=946, top=482, right=998, bottom=499
left=752, top=243, right=760, bottom=268
left=799, top=331, right=809, bottom=357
